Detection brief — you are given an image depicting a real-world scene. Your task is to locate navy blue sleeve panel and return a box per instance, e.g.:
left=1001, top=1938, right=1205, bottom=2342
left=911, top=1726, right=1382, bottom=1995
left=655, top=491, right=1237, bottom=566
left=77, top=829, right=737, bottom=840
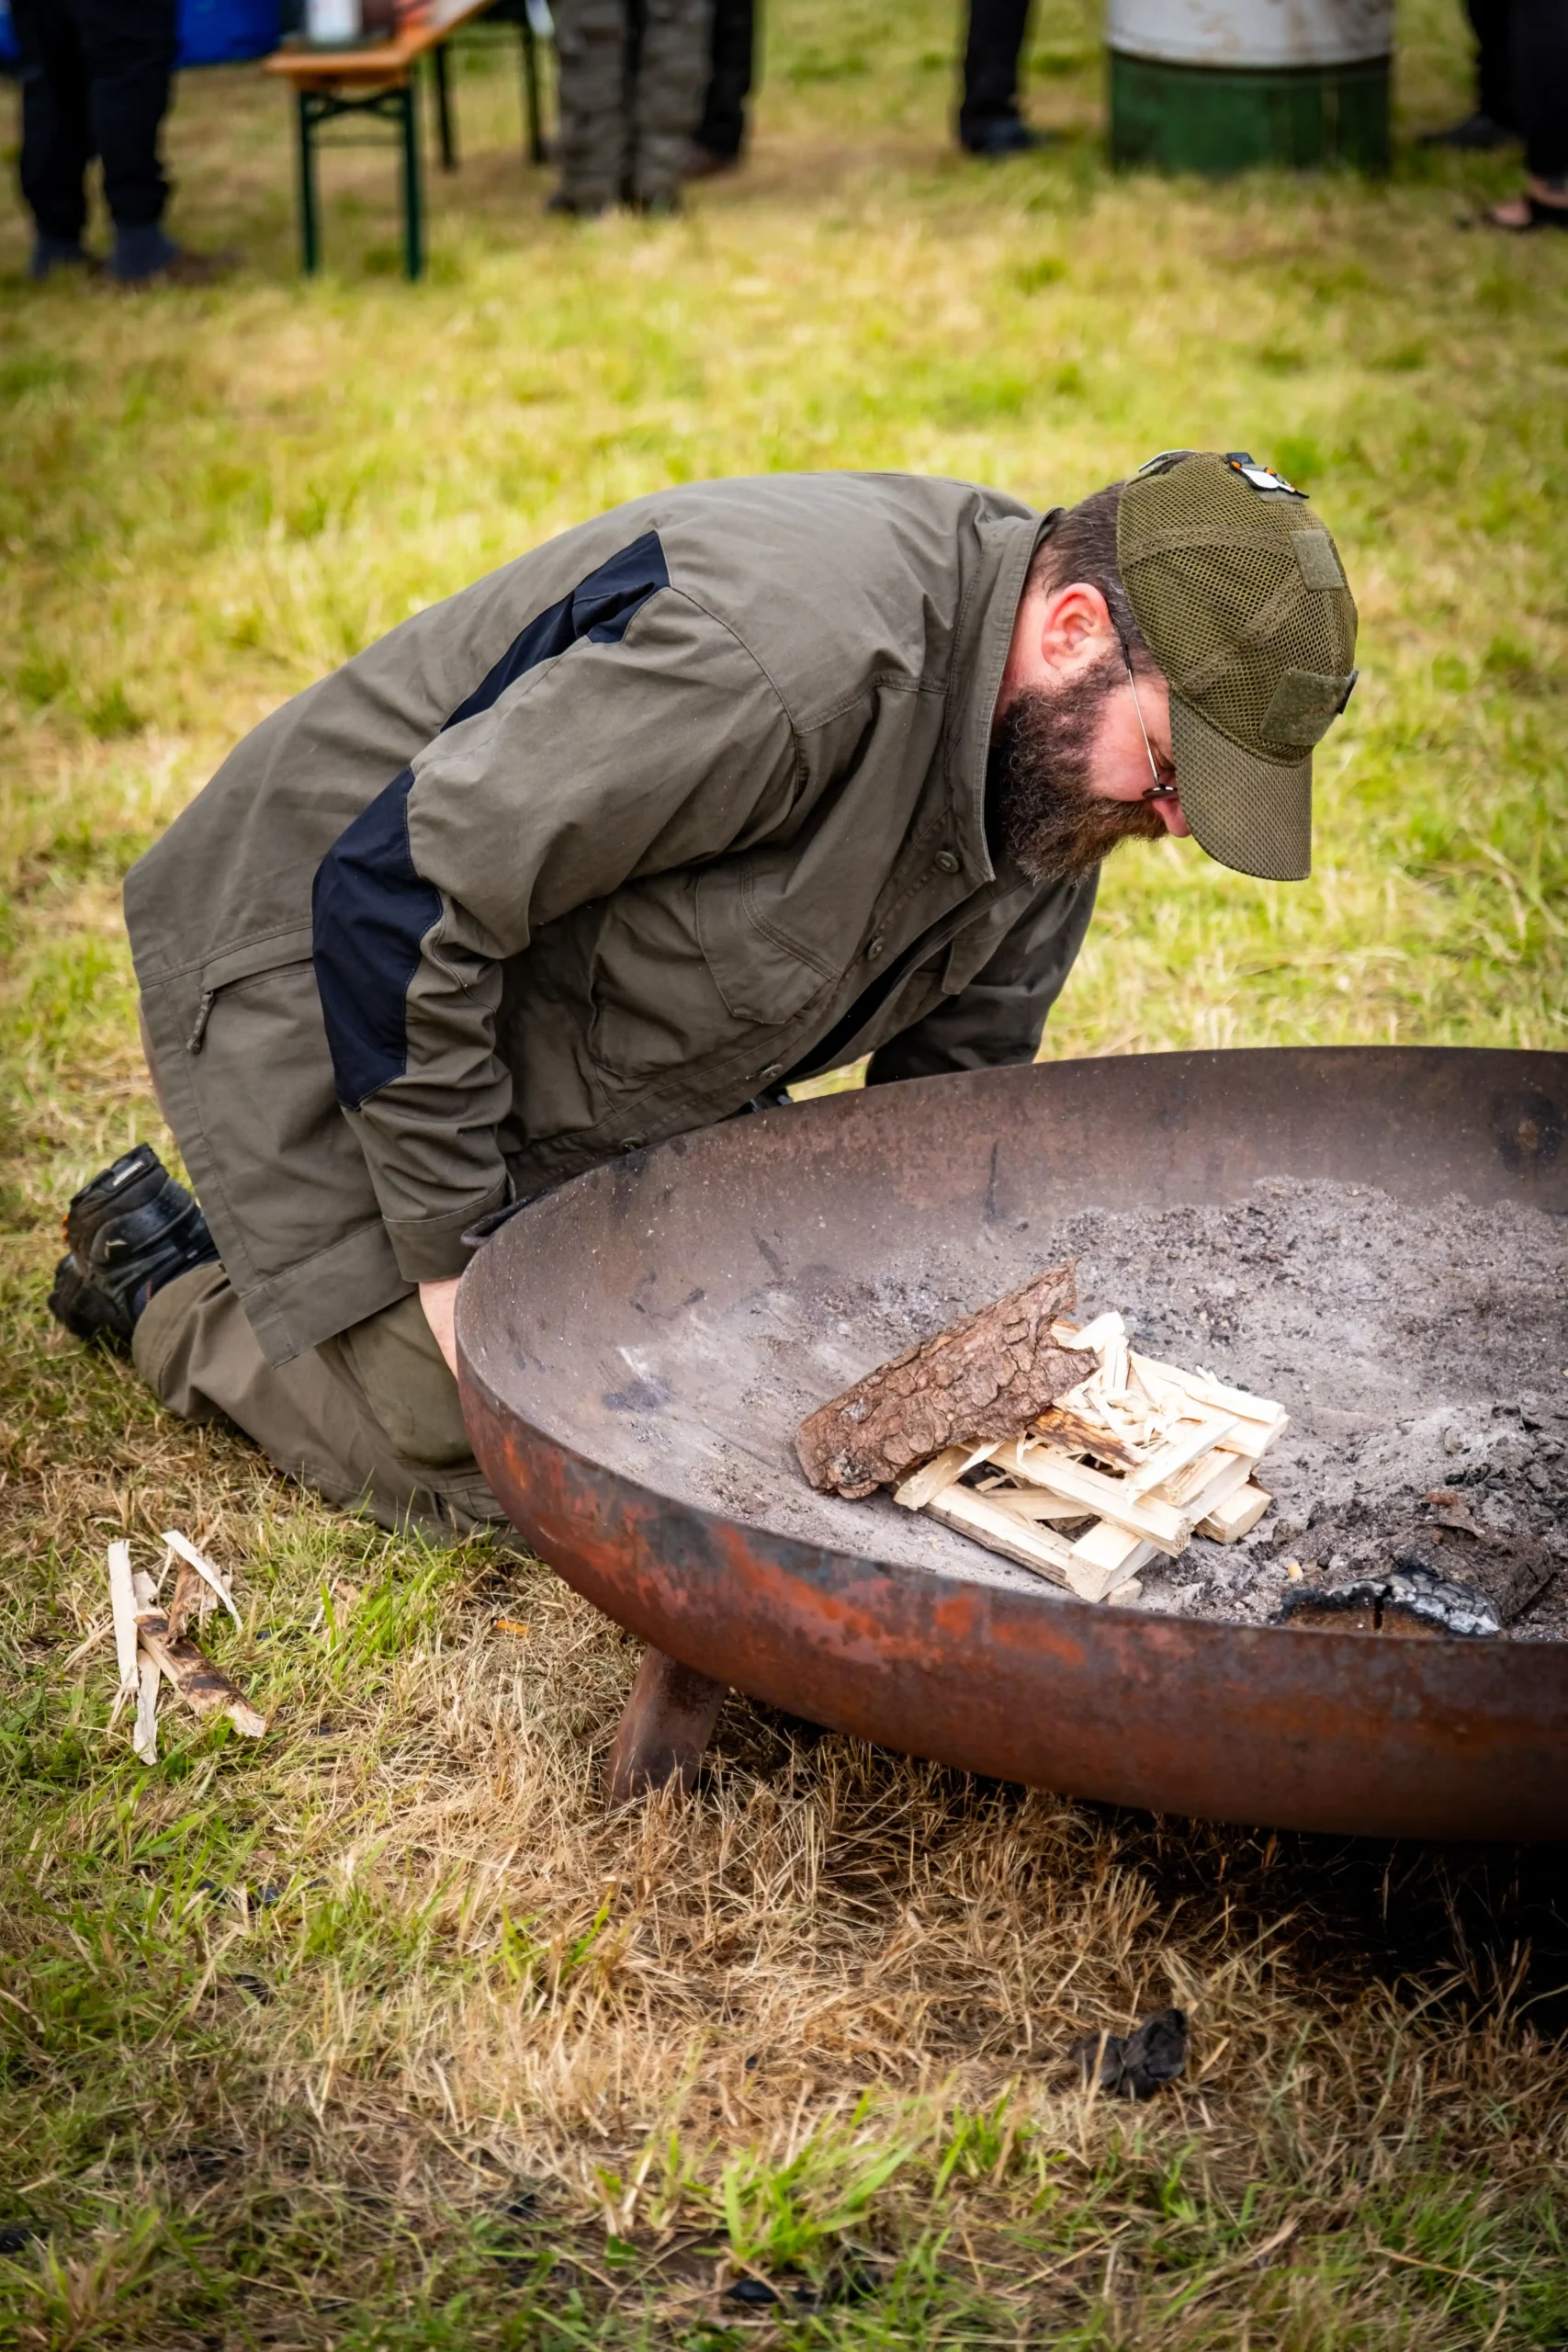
left=312, top=769, right=441, bottom=1111
left=312, top=532, right=670, bottom=1112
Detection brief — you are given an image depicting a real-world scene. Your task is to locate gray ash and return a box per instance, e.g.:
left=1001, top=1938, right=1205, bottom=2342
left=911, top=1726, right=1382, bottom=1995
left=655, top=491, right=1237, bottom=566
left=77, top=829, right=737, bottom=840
left=1055, top=1179, right=1568, bottom=1639
left=607, top=1173, right=1568, bottom=1640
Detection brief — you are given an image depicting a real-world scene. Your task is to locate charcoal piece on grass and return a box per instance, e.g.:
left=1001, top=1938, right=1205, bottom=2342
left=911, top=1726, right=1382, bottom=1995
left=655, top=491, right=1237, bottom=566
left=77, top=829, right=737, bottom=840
left=1075, top=2006, right=1189, bottom=2100
left=1279, top=1563, right=1500, bottom=1638
left=226, top=1972, right=273, bottom=2004
left=795, top=1263, right=1094, bottom=1499
left=726, top=2277, right=783, bottom=2306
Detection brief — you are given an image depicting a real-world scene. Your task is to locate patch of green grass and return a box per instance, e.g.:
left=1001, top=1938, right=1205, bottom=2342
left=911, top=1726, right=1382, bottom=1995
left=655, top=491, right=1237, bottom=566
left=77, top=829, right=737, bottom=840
left=1, top=0, right=1566, bottom=2343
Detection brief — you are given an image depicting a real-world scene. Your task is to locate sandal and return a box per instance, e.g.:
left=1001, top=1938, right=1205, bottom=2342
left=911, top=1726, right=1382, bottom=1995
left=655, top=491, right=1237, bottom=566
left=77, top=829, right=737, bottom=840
left=1486, top=190, right=1568, bottom=232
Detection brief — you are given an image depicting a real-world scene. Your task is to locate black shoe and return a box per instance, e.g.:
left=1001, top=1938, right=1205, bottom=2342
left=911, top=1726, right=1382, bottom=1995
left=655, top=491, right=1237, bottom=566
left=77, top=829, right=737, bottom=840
left=1418, top=110, right=1515, bottom=151
left=961, top=118, right=1053, bottom=159
left=546, top=187, right=612, bottom=217
left=47, top=1144, right=218, bottom=1349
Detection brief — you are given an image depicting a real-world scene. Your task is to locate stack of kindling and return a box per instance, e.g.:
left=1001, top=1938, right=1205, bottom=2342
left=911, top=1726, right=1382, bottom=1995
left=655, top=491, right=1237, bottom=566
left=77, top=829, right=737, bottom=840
left=795, top=1265, right=1286, bottom=1607
left=893, top=1312, right=1285, bottom=1603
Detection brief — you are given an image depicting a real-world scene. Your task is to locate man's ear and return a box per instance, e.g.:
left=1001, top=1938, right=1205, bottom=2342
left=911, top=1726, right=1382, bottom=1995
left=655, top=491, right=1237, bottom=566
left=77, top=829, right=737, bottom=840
left=1035, top=581, right=1116, bottom=675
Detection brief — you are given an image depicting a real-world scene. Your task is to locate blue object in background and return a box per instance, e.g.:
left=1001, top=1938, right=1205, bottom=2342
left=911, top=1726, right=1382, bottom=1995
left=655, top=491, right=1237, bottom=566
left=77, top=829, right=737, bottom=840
left=0, top=0, right=281, bottom=67
left=177, top=0, right=281, bottom=63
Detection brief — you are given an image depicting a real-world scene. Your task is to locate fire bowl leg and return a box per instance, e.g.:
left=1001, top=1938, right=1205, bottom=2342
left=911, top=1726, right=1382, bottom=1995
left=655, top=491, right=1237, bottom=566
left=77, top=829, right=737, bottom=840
left=605, top=1645, right=728, bottom=1804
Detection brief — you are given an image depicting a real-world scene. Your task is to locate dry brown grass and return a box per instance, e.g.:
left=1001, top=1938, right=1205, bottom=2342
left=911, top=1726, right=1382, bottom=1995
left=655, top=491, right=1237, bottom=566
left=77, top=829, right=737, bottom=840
left=5, top=1321, right=1568, bottom=2343
left=3, top=0, right=1568, bottom=2339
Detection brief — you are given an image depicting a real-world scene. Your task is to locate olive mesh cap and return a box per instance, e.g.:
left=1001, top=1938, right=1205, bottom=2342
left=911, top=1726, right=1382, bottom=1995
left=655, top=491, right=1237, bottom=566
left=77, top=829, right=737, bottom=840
left=1117, top=450, right=1359, bottom=880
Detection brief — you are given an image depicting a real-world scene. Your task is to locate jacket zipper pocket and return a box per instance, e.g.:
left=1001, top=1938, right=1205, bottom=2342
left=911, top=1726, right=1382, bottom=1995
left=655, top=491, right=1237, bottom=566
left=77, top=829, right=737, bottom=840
left=187, top=990, right=216, bottom=1054
left=186, top=924, right=318, bottom=1056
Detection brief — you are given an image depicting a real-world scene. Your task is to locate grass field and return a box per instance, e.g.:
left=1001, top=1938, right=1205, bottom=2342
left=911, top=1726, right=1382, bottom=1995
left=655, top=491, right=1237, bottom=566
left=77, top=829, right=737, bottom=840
left=2, top=0, right=1567, bottom=2343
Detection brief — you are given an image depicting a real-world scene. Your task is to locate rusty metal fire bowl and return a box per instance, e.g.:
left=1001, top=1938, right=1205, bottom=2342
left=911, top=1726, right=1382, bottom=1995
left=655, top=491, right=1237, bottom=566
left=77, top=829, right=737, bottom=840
left=458, top=1048, right=1568, bottom=1841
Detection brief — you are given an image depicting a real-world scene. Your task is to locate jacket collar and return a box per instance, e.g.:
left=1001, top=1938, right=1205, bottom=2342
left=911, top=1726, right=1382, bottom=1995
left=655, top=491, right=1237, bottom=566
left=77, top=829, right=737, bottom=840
left=945, top=505, right=1061, bottom=888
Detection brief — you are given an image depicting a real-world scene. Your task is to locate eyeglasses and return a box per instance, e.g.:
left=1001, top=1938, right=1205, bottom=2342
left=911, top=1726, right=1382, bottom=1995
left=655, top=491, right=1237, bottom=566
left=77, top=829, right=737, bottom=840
left=1122, top=643, right=1179, bottom=802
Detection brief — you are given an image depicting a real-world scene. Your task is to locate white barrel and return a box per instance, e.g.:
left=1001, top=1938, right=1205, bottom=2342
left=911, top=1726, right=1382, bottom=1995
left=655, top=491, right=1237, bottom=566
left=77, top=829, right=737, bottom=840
left=1107, top=0, right=1393, bottom=69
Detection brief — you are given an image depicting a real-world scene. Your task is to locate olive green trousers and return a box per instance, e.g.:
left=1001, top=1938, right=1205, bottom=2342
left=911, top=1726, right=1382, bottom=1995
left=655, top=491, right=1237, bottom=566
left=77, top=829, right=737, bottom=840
left=554, top=0, right=713, bottom=207
left=133, top=1261, right=510, bottom=1539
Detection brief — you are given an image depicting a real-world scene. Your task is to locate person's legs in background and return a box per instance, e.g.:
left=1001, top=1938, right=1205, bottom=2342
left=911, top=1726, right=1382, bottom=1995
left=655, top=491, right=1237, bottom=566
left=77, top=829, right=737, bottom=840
left=1421, top=0, right=1517, bottom=147
left=71, top=0, right=182, bottom=281
left=551, top=0, right=631, bottom=213
left=11, top=0, right=98, bottom=277
left=1488, top=0, right=1568, bottom=226
left=958, top=0, right=1046, bottom=158
left=628, top=0, right=711, bottom=209
left=1469, top=0, right=1517, bottom=132
left=685, top=0, right=753, bottom=176
left=15, top=0, right=237, bottom=285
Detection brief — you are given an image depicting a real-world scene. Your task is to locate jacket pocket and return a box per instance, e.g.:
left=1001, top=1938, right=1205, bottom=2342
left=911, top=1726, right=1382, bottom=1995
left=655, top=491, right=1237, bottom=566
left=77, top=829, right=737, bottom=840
left=182, top=928, right=380, bottom=1280
left=186, top=924, right=318, bottom=1054
left=693, top=860, right=839, bottom=1028
left=586, top=866, right=833, bottom=1084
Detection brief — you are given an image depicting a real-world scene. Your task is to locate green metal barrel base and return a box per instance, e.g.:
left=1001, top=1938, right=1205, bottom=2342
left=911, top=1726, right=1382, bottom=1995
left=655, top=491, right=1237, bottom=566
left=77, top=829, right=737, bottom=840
left=1109, top=48, right=1391, bottom=175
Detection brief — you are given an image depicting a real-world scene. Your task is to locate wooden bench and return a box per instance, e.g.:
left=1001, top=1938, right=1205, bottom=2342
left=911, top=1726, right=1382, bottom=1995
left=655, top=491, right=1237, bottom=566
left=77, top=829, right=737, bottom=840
left=265, top=0, right=550, bottom=281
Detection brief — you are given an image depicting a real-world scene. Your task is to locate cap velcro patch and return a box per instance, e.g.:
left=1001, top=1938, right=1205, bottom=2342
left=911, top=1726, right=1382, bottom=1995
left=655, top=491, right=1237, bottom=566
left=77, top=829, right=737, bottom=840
left=1293, top=531, right=1347, bottom=592
left=1261, top=667, right=1356, bottom=749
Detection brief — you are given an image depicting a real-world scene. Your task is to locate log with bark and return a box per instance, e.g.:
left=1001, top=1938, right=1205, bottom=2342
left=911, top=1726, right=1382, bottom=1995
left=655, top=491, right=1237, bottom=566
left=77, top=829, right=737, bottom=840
left=795, top=1263, right=1098, bottom=1499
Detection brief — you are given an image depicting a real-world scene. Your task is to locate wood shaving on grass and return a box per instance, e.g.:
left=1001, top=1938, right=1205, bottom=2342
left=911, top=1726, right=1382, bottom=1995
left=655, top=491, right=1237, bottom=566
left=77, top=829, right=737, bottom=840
left=87, top=1532, right=267, bottom=1755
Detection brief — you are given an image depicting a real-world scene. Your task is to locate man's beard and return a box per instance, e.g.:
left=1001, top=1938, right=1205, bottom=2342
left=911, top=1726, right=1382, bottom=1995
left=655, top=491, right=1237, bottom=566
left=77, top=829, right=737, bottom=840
left=993, top=650, right=1168, bottom=885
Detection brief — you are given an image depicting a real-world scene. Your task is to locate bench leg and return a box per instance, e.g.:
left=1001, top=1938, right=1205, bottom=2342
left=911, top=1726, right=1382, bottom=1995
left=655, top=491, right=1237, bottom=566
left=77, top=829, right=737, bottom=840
left=433, top=40, right=457, bottom=170
left=399, top=81, right=424, bottom=279
left=521, top=16, right=546, bottom=165
left=606, top=1645, right=727, bottom=1804
left=296, top=90, right=321, bottom=274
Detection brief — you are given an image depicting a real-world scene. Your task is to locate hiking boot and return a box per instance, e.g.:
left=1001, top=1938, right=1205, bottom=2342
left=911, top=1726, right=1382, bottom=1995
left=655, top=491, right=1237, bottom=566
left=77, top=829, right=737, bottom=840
left=47, top=1144, right=218, bottom=1349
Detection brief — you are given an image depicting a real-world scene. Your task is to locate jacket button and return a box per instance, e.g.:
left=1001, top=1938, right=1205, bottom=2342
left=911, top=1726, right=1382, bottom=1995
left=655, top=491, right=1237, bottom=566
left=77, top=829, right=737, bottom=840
left=619, top=1136, right=646, bottom=1153
left=759, top=1063, right=784, bottom=1083
left=865, top=935, right=886, bottom=961
left=935, top=850, right=960, bottom=875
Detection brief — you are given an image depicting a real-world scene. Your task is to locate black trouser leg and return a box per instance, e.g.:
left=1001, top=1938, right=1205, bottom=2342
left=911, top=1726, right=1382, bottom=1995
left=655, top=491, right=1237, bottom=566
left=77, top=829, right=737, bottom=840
left=12, top=0, right=94, bottom=246
left=694, top=0, right=753, bottom=160
left=1512, top=0, right=1568, bottom=177
left=959, top=0, right=1032, bottom=142
left=1466, top=0, right=1516, bottom=127
left=73, top=0, right=179, bottom=232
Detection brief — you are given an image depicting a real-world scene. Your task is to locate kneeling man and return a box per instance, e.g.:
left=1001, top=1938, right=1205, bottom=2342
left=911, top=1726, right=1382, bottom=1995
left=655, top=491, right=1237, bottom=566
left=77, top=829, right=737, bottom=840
left=50, top=453, right=1359, bottom=1534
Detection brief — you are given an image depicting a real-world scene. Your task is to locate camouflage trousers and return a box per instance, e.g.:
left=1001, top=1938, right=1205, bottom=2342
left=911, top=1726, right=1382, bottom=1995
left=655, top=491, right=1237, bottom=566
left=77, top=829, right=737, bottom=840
left=554, top=0, right=713, bottom=209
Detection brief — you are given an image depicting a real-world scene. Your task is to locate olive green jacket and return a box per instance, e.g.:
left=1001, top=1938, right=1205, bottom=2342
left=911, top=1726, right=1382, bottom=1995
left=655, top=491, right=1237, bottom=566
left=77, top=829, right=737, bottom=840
left=127, top=473, right=1095, bottom=1366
